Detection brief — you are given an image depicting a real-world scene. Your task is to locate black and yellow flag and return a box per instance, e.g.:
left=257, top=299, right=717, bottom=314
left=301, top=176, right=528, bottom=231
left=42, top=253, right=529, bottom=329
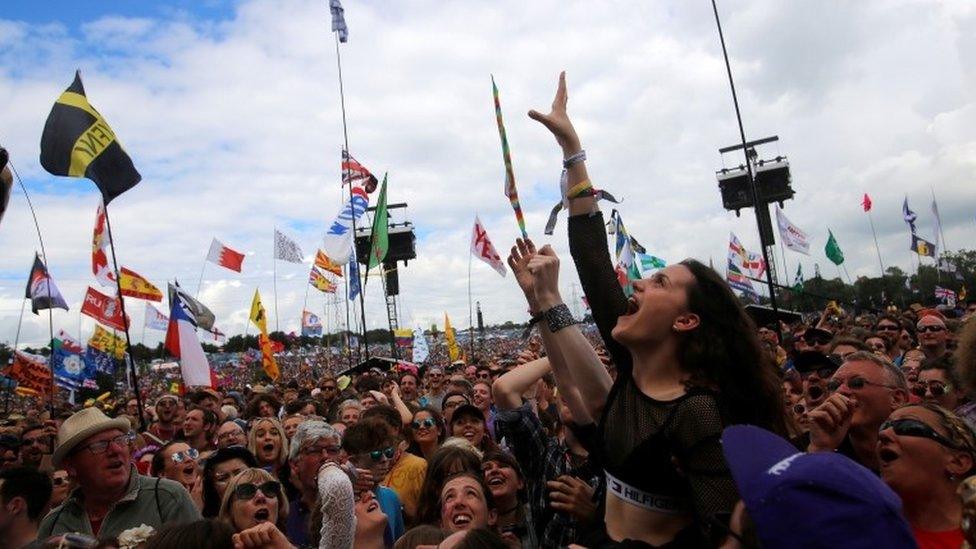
left=40, top=71, right=141, bottom=204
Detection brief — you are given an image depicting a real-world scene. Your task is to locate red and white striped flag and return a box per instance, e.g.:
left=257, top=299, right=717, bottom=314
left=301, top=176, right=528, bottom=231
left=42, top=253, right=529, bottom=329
left=206, top=238, right=245, bottom=272
left=341, top=149, right=378, bottom=190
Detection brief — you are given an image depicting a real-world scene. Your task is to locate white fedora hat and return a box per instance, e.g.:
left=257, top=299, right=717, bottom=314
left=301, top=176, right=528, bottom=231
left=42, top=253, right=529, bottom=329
left=53, top=407, right=131, bottom=467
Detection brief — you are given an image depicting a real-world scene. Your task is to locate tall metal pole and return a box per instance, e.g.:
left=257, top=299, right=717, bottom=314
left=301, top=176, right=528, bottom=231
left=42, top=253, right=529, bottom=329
left=711, top=0, right=780, bottom=316
left=467, top=251, right=474, bottom=362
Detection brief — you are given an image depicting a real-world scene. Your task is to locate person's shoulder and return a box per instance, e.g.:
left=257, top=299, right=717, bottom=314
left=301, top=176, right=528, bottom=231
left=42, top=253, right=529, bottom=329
left=376, top=485, right=401, bottom=503
left=399, top=452, right=426, bottom=469
left=137, top=474, right=187, bottom=496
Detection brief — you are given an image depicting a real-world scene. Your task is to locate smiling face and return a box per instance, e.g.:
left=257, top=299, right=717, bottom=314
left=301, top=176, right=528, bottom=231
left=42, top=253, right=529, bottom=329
left=611, top=265, right=698, bottom=347
left=399, top=375, right=418, bottom=401
left=472, top=383, right=492, bottom=411
left=482, top=459, right=521, bottom=503
left=440, top=475, right=495, bottom=533
left=917, top=317, right=948, bottom=351
left=917, top=369, right=960, bottom=410
left=412, top=411, right=440, bottom=444
left=354, top=491, right=388, bottom=542
left=451, top=415, right=485, bottom=448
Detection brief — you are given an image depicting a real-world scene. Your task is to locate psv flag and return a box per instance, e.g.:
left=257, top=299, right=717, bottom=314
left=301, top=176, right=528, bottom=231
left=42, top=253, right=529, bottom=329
left=81, top=286, right=129, bottom=331
left=470, top=216, right=506, bottom=277
left=39, top=71, right=141, bottom=204
left=92, top=200, right=115, bottom=286
left=118, top=267, right=162, bottom=301
left=207, top=238, right=245, bottom=272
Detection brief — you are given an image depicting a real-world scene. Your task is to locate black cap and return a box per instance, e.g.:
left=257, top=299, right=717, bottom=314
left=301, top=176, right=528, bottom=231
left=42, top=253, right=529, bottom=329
left=793, top=351, right=840, bottom=374
left=449, top=404, right=485, bottom=425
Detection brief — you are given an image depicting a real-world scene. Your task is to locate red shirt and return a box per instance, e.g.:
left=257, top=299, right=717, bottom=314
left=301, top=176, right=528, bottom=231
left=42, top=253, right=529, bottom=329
left=913, top=526, right=963, bottom=549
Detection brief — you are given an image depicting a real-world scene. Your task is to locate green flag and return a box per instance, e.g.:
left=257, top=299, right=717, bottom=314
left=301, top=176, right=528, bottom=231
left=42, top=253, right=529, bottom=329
left=825, top=230, right=844, bottom=265
left=793, top=264, right=804, bottom=291
left=368, top=173, right=389, bottom=270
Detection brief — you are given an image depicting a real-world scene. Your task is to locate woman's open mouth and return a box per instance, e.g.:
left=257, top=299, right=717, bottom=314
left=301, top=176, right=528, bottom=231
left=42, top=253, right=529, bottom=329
left=254, top=508, right=270, bottom=522
left=623, top=296, right=639, bottom=316
left=451, top=512, right=472, bottom=528
left=878, top=446, right=900, bottom=467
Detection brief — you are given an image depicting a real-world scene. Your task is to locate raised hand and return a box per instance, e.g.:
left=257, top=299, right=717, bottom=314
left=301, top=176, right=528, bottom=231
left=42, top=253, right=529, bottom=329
left=527, top=245, right=562, bottom=310
left=508, top=238, right=539, bottom=312
left=528, top=71, right=581, bottom=155
left=806, top=393, right=855, bottom=452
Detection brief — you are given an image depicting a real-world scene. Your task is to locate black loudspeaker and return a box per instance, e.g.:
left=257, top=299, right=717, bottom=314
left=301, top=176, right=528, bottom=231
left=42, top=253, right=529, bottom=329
left=384, top=263, right=399, bottom=296
left=355, top=224, right=417, bottom=265
left=716, top=157, right=793, bottom=215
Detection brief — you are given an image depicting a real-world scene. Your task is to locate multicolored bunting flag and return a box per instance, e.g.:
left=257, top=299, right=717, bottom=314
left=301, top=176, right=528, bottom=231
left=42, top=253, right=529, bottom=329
left=85, top=346, right=116, bottom=375
left=330, top=0, right=348, bottom=43
left=825, top=230, right=845, bottom=266
left=775, top=206, right=811, bottom=255
left=368, top=174, right=389, bottom=269
left=393, top=328, right=413, bottom=348
left=89, top=324, right=126, bottom=359
left=301, top=310, right=323, bottom=337
left=249, top=289, right=279, bottom=381
left=168, top=282, right=215, bottom=332
left=166, top=285, right=213, bottom=387
left=903, top=197, right=918, bottom=231
left=39, top=71, right=141, bottom=204
left=25, top=253, right=69, bottom=315
left=470, top=216, right=507, bottom=277
left=314, top=250, right=343, bottom=276
left=726, top=258, right=759, bottom=302
left=412, top=326, right=429, bottom=363
left=637, top=252, right=666, bottom=272
left=444, top=313, right=460, bottom=362
left=5, top=351, right=51, bottom=395
left=793, top=264, right=804, bottom=291
left=728, top=233, right=766, bottom=280
left=144, top=302, right=169, bottom=331
left=491, top=76, right=528, bottom=239
left=322, top=186, right=369, bottom=265
left=207, top=238, right=245, bottom=273
left=81, top=286, right=128, bottom=331
left=118, top=267, right=162, bottom=302
left=309, top=267, right=337, bottom=293
left=341, top=149, right=377, bottom=189
left=274, top=229, right=305, bottom=263
left=92, top=200, right=115, bottom=286
left=348, top=250, right=361, bottom=301
left=910, top=234, right=937, bottom=258
left=861, top=193, right=873, bottom=212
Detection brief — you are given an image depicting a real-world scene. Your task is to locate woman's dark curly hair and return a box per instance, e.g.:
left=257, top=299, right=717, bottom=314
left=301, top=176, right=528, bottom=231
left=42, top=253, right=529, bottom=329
left=244, top=394, right=281, bottom=420
left=677, top=259, right=787, bottom=435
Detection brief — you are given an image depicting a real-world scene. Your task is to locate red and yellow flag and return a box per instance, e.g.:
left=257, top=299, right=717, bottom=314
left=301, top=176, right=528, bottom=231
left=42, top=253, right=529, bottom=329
left=309, top=267, right=337, bottom=293
left=89, top=324, right=126, bottom=358
left=314, top=250, right=343, bottom=277
left=119, top=267, right=162, bottom=301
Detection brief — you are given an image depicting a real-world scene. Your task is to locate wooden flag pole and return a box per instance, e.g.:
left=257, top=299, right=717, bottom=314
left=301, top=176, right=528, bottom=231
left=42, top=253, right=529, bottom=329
left=102, top=205, right=147, bottom=433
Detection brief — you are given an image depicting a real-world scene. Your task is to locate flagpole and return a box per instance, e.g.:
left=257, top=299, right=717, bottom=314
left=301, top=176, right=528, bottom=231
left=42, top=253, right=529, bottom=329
left=468, top=248, right=474, bottom=362
left=102, top=205, right=147, bottom=433
left=867, top=211, right=886, bottom=278
left=931, top=187, right=949, bottom=254
left=273, top=228, right=279, bottom=333
left=195, top=258, right=207, bottom=300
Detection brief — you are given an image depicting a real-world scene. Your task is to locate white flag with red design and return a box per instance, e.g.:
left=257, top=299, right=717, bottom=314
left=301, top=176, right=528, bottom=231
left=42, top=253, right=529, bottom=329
left=470, top=216, right=506, bottom=277
left=92, top=200, right=115, bottom=287
left=206, top=238, right=245, bottom=272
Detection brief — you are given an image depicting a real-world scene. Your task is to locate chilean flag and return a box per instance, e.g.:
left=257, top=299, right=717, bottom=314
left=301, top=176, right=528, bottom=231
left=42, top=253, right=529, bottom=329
left=206, top=238, right=245, bottom=272
left=165, top=290, right=213, bottom=388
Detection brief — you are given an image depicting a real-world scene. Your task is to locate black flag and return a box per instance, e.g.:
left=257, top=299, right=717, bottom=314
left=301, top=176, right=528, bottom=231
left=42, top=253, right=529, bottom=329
left=39, top=71, right=141, bottom=204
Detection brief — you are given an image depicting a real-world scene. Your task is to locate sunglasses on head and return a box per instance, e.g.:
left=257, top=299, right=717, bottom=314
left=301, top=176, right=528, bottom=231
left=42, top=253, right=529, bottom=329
left=412, top=418, right=436, bottom=430
left=911, top=381, right=950, bottom=398
left=234, top=480, right=280, bottom=500
left=917, top=325, right=946, bottom=333
left=171, top=448, right=200, bottom=463
left=826, top=376, right=893, bottom=392
left=880, top=418, right=962, bottom=450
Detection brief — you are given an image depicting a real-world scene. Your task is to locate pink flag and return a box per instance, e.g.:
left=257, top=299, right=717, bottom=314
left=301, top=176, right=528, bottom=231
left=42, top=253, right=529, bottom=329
left=206, top=238, right=245, bottom=272
left=862, top=193, right=872, bottom=212
left=92, top=200, right=115, bottom=287
left=470, top=216, right=507, bottom=277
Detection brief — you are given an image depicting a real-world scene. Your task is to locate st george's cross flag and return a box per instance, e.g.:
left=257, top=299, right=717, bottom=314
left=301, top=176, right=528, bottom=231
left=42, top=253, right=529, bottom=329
left=39, top=71, right=141, bottom=204
left=26, top=253, right=69, bottom=314
left=207, top=238, right=245, bottom=273
left=165, top=289, right=213, bottom=388
left=92, top=200, right=115, bottom=286
left=470, top=216, right=506, bottom=277
left=274, top=229, right=305, bottom=263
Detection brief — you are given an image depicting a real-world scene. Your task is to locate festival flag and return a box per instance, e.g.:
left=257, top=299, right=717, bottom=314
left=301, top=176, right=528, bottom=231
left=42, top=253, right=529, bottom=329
left=144, top=302, right=169, bottom=331
left=444, top=313, right=460, bottom=362
left=207, top=238, right=245, bottom=273
left=274, top=229, right=305, bottom=263
left=726, top=258, right=759, bottom=302
left=5, top=352, right=51, bottom=395
left=207, top=326, right=226, bottom=344
left=793, top=264, right=804, bottom=292
left=249, top=289, right=279, bottom=381
left=368, top=174, right=389, bottom=270
left=637, top=253, right=667, bottom=272
left=85, top=346, right=116, bottom=375
left=611, top=211, right=641, bottom=295
left=118, top=267, right=162, bottom=301
left=89, top=324, right=126, bottom=359
left=322, top=186, right=369, bottom=265
left=910, top=234, right=937, bottom=258
left=470, top=216, right=507, bottom=277
left=39, top=71, right=141, bottom=204
left=0, top=149, right=10, bottom=229
left=491, top=76, right=528, bottom=239
left=250, top=289, right=269, bottom=335
left=931, top=199, right=944, bottom=248
left=55, top=330, right=83, bottom=354
left=348, top=250, right=361, bottom=301
left=92, top=200, right=115, bottom=286
left=301, top=311, right=323, bottom=337
left=729, top=233, right=766, bottom=279
left=81, top=286, right=128, bottom=331
left=330, top=0, right=348, bottom=43
left=168, top=283, right=215, bottom=331
left=825, top=230, right=845, bottom=265
left=51, top=342, right=94, bottom=393
left=775, top=206, right=811, bottom=255
left=394, top=328, right=413, bottom=349
left=165, top=286, right=213, bottom=388
left=861, top=193, right=873, bottom=212
left=25, top=254, right=69, bottom=314
left=341, top=149, right=377, bottom=189
left=309, top=267, right=337, bottom=293
left=314, top=250, right=343, bottom=277
left=903, top=197, right=918, bottom=232
left=935, top=286, right=956, bottom=302
left=412, top=326, right=429, bottom=363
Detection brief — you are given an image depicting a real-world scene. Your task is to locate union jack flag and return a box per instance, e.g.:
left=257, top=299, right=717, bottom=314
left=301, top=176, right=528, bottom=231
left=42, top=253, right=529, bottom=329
left=341, top=149, right=377, bottom=189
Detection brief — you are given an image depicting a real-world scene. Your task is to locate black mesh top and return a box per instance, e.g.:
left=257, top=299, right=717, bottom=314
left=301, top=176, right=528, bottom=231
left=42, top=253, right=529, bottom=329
left=567, top=211, right=739, bottom=539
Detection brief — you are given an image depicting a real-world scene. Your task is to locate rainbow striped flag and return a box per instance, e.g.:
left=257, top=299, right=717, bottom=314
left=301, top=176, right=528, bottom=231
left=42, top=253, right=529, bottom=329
left=491, top=76, right=528, bottom=239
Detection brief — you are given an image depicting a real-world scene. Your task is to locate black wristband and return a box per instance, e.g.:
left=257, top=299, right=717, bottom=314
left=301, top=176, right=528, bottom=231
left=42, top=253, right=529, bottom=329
left=544, top=304, right=576, bottom=333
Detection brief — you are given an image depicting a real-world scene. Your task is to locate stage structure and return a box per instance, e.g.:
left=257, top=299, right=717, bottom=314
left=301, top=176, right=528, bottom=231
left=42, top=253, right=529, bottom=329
left=355, top=202, right=416, bottom=358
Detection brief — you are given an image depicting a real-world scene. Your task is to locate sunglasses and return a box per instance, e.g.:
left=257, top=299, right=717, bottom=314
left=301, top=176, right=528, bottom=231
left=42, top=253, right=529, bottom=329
left=880, top=418, right=962, bottom=450
left=804, top=336, right=832, bottom=345
left=171, top=448, right=200, bottom=463
left=412, top=418, right=436, bottom=430
left=917, top=325, right=946, bottom=333
left=826, top=376, right=895, bottom=392
left=876, top=324, right=900, bottom=332
left=911, top=381, right=950, bottom=398
left=51, top=476, right=69, bottom=486
left=234, top=480, right=280, bottom=500
left=363, top=447, right=395, bottom=462
left=800, top=367, right=836, bottom=380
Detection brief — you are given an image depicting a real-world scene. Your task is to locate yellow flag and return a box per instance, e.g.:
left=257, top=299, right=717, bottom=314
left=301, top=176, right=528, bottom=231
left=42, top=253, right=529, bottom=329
left=250, top=289, right=268, bottom=334
left=259, top=334, right=280, bottom=381
left=444, top=312, right=460, bottom=362
left=89, top=324, right=126, bottom=359
left=118, top=267, right=163, bottom=301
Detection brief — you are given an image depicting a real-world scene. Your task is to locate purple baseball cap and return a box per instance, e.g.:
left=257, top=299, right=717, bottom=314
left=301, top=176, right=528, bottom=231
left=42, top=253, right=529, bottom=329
left=721, top=425, right=915, bottom=549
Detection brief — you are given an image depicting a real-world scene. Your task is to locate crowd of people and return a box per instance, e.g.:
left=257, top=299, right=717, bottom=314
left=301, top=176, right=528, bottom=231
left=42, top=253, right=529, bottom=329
left=2, top=74, right=976, bottom=549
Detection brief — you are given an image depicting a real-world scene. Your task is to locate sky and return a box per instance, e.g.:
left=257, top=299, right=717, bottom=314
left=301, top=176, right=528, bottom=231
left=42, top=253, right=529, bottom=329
left=1, top=0, right=974, bottom=348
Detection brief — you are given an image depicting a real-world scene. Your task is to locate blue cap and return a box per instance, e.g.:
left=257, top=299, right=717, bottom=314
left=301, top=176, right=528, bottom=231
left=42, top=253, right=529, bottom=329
left=721, top=425, right=915, bottom=549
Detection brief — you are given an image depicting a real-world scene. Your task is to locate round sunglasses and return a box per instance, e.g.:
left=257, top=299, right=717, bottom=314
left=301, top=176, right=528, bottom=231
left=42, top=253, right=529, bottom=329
left=412, top=418, right=436, bottom=430
left=361, top=447, right=395, bottom=462
left=233, top=480, right=281, bottom=501
left=879, top=418, right=962, bottom=450
left=170, top=448, right=200, bottom=463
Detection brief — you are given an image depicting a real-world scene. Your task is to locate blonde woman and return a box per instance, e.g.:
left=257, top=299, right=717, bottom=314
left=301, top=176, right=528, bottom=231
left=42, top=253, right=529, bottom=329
left=247, top=418, right=289, bottom=479
left=218, top=468, right=290, bottom=536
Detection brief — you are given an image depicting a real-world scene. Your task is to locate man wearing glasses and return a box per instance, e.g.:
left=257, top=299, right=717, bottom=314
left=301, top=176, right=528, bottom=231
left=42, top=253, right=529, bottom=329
left=421, top=367, right=448, bottom=411
left=37, top=408, right=199, bottom=539
left=805, top=351, right=909, bottom=472
left=917, top=314, right=951, bottom=364
left=286, top=420, right=342, bottom=547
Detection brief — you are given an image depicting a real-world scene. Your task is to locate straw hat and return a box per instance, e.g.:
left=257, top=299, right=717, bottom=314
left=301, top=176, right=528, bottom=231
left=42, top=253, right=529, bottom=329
left=53, top=407, right=131, bottom=467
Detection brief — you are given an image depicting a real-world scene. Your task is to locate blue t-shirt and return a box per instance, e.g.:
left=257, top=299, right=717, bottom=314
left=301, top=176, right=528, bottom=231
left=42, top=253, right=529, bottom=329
left=375, top=485, right=405, bottom=547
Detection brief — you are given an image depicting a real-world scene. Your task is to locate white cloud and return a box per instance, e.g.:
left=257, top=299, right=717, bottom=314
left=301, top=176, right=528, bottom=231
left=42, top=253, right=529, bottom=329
left=1, top=0, right=975, bottom=348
